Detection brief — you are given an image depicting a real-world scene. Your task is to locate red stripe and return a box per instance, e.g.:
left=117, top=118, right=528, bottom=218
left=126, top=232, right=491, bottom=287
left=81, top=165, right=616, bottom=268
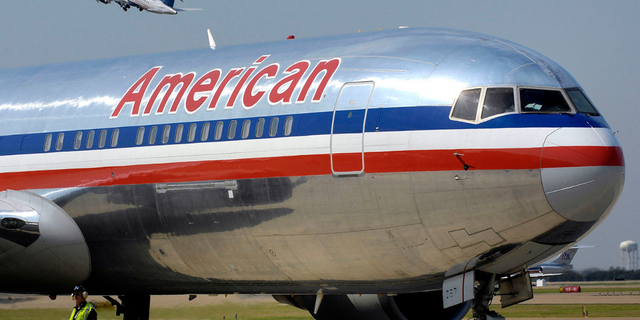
left=0, top=146, right=623, bottom=190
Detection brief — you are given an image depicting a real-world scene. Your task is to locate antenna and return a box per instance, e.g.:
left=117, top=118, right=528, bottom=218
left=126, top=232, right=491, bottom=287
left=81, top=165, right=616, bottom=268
left=207, top=29, right=216, bottom=50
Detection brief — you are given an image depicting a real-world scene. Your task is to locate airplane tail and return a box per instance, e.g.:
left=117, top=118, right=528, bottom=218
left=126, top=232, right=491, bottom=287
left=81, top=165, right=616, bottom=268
left=551, top=247, right=579, bottom=266
left=160, top=0, right=175, bottom=8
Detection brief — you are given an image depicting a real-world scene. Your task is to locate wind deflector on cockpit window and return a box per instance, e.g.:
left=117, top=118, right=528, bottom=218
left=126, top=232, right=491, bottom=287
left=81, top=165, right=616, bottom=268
left=520, top=89, right=572, bottom=113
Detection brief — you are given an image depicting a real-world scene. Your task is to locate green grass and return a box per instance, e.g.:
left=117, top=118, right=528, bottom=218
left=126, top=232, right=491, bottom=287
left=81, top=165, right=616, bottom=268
left=489, top=304, right=640, bottom=318
left=533, top=286, right=640, bottom=294
left=4, top=303, right=640, bottom=320
left=0, top=303, right=314, bottom=320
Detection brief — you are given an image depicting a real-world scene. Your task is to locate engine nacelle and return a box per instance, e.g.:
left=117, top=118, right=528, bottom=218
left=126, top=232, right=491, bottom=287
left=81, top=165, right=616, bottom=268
left=0, top=190, right=90, bottom=293
left=274, top=291, right=471, bottom=320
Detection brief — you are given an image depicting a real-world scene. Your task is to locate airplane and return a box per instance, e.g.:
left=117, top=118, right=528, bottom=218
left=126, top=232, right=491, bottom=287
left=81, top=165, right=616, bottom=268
left=95, top=0, right=198, bottom=15
left=0, top=27, right=625, bottom=320
left=527, top=245, right=593, bottom=286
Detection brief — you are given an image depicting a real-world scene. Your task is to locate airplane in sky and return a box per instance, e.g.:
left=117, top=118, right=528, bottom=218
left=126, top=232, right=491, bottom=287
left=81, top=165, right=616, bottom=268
left=0, top=28, right=625, bottom=320
left=95, top=0, right=198, bottom=15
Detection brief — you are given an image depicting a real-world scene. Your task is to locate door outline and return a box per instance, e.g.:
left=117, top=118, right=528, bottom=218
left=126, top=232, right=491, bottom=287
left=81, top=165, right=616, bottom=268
left=330, top=81, right=374, bottom=176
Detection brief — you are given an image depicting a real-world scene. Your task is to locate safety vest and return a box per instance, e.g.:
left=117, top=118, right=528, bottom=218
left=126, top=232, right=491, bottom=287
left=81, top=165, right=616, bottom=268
left=70, top=302, right=96, bottom=320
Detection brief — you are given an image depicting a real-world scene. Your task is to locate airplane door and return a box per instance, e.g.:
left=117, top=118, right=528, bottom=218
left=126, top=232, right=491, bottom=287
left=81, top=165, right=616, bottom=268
left=331, top=82, right=374, bottom=176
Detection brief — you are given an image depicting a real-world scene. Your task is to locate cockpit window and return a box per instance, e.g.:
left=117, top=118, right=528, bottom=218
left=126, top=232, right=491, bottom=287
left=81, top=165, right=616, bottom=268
left=451, top=88, right=481, bottom=121
left=566, top=88, right=599, bottom=115
left=482, top=88, right=515, bottom=119
left=520, top=89, right=571, bottom=113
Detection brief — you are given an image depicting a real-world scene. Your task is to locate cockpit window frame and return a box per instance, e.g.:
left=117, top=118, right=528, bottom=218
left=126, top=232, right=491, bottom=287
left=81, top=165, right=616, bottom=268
left=518, top=86, right=575, bottom=115
left=450, top=86, right=518, bottom=124
left=450, top=85, right=580, bottom=124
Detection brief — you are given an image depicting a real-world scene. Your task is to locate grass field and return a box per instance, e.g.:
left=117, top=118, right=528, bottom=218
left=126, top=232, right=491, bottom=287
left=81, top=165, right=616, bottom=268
left=2, top=282, right=640, bottom=320
left=2, top=302, right=640, bottom=320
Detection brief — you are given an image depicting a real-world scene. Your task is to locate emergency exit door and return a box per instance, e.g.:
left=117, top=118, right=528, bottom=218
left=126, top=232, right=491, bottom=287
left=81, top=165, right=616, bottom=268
left=330, top=82, right=374, bottom=175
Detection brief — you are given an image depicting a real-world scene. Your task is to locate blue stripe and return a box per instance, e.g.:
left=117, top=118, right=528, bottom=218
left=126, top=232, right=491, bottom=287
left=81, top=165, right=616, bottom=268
left=0, top=106, right=608, bottom=157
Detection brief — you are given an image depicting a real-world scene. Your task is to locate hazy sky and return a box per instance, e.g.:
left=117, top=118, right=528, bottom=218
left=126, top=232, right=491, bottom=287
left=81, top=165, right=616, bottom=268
left=1, top=1, right=638, bottom=270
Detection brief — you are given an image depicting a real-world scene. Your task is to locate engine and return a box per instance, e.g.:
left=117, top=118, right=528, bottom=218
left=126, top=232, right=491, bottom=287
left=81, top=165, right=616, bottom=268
left=274, top=291, right=471, bottom=320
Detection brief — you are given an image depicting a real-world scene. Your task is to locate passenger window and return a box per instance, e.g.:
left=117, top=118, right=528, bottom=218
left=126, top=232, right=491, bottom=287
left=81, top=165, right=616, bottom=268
left=188, top=123, right=197, bottom=142
left=56, top=133, right=64, bottom=151
left=162, top=125, right=171, bottom=144
left=255, top=118, right=265, bottom=138
left=241, top=120, right=251, bottom=139
left=99, top=130, right=107, bottom=148
left=566, top=88, right=599, bottom=115
left=74, top=132, right=82, bottom=150
left=284, top=116, right=293, bottom=136
left=86, top=130, right=95, bottom=149
left=520, top=89, right=571, bottom=113
left=175, top=124, right=184, bottom=143
left=44, top=134, right=52, bottom=152
left=201, top=122, right=210, bottom=141
left=228, top=120, right=237, bottom=139
left=149, top=126, right=157, bottom=145
left=136, top=127, right=145, bottom=145
left=482, top=88, right=515, bottom=119
left=452, top=89, right=481, bottom=121
left=269, top=117, right=279, bottom=137
left=111, top=129, right=119, bottom=147
left=214, top=121, right=223, bottom=140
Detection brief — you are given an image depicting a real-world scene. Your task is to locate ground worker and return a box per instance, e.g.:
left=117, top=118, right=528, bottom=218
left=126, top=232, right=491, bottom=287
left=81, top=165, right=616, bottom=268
left=70, top=285, right=97, bottom=320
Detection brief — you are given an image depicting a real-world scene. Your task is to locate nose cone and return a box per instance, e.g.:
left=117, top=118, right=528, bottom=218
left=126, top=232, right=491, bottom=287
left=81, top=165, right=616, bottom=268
left=541, top=127, right=625, bottom=222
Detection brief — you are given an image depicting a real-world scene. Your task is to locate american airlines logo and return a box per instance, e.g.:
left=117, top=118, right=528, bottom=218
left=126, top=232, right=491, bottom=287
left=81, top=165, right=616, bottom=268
left=561, top=252, right=571, bottom=261
left=110, top=55, right=341, bottom=118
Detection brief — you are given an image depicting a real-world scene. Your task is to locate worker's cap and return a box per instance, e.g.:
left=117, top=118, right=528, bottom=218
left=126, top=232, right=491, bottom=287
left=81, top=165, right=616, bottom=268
left=72, top=285, right=86, bottom=293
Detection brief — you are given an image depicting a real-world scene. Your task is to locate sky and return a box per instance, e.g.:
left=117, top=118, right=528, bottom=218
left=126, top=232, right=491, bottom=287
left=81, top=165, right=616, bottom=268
left=0, top=0, right=638, bottom=270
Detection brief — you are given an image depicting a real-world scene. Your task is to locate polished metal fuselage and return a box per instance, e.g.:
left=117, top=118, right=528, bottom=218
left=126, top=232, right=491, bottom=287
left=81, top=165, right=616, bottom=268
left=0, top=28, right=624, bottom=295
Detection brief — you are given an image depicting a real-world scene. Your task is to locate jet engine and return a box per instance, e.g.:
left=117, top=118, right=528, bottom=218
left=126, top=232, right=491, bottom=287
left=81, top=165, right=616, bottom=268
left=274, top=291, right=471, bottom=320
left=0, top=190, right=90, bottom=293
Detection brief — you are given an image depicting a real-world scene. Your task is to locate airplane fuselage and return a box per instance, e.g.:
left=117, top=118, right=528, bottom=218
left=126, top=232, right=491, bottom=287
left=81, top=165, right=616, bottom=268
left=0, top=28, right=624, bottom=303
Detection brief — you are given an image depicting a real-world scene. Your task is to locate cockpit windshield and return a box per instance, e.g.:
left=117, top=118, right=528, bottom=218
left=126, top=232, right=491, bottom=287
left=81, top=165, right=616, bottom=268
left=566, top=88, right=600, bottom=116
left=520, top=89, right=571, bottom=113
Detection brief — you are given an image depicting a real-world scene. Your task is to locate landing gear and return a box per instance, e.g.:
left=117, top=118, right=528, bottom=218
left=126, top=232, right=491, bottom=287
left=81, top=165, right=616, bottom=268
left=471, top=272, right=504, bottom=320
left=103, top=295, right=151, bottom=320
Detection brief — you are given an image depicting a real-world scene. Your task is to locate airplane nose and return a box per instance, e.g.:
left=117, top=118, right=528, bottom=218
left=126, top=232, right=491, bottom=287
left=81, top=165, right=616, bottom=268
left=541, top=127, right=625, bottom=223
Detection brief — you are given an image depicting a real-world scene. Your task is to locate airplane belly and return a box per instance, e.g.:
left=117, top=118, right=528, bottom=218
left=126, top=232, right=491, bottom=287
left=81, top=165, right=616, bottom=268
left=54, top=168, right=566, bottom=294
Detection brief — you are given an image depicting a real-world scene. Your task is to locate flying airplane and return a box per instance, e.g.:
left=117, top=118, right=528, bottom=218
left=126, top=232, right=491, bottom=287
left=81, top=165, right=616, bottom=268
left=96, top=0, right=197, bottom=15
left=0, top=28, right=625, bottom=320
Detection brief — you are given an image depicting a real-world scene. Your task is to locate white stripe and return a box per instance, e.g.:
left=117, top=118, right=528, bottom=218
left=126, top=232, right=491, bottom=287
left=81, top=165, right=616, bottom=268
left=0, top=127, right=618, bottom=174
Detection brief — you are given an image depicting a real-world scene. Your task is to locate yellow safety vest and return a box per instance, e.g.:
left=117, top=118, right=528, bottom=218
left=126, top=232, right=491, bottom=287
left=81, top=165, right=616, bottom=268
left=70, top=302, right=96, bottom=320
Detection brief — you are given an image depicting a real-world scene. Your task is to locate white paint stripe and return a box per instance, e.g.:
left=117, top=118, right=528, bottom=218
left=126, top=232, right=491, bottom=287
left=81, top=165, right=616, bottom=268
left=0, top=127, right=619, bottom=174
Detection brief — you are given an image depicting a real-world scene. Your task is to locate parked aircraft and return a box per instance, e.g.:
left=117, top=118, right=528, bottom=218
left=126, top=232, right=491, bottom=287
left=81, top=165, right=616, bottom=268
left=95, top=0, right=197, bottom=14
left=527, top=246, right=594, bottom=286
left=0, top=28, right=625, bottom=320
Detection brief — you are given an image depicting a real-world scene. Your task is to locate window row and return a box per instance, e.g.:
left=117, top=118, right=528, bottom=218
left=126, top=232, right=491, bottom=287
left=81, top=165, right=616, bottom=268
left=44, top=129, right=119, bottom=152
left=450, top=87, right=599, bottom=123
left=135, top=116, right=294, bottom=146
left=43, top=116, right=294, bottom=152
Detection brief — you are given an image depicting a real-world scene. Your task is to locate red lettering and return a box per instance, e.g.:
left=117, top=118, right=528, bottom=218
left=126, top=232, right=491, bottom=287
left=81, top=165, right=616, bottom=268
left=226, top=66, right=257, bottom=108
left=185, top=69, right=221, bottom=114
left=110, top=67, right=161, bottom=118
left=143, top=73, right=195, bottom=115
left=254, top=55, right=270, bottom=64
left=268, top=61, right=310, bottom=105
left=297, top=58, right=341, bottom=103
left=242, top=64, right=279, bottom=109
left=208, top=68, right=245, bottom=110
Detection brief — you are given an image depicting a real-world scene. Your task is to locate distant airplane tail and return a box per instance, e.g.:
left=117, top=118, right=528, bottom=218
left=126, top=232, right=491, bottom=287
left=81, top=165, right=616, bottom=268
left=550, top=247, right=579, bottom=266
